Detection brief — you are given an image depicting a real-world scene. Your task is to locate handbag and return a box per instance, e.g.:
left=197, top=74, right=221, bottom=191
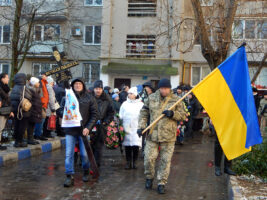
left=17, top=86, right=32, bottom=120
left=0, top=106, right=12, bottom=116
left=47, top=115, right=56, bottom=131
left=21, top=86, right=32, bottom=112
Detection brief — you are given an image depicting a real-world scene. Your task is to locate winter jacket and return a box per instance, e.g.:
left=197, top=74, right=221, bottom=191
left=119, top=91, right=128, bottom=104
left=10, top=73, right=32, bottom=118
left=112, top=100, right=121, bottom=113
left=54, top=83, right=65, bottom=104
left=93, top=91, right=115, bottom=125
left=46, top=84, right=56, bottom=117
left=138, top=90, right=187, bottom=143
left=258, top=98, right=267, bottom=117
left=40, top=79, right=49, bottom=109
left=0, top=81, right=11, bottom=109
left=188, top=95, right=200, bottom=119
left=27, top=85, right=42, bottom=123
left=119, top=98, right=143, bottom=147
left=63, top=78, right=98, bottom=137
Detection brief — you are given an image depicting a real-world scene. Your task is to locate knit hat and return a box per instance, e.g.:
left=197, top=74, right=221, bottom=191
left=40, top=71, right=47, bottom=75
left=128, top=87, right=138, bottom=96
left=158, top=78, right=171, bottom=88
left=113, top=88, right=119, bottom=94
left=47, top=76, right=54, bottom=84
left=30, top=77, right=39, bottom=86
left=112, top=93, right=119, bottom=100
left=94, top=80, right=103, bottom=89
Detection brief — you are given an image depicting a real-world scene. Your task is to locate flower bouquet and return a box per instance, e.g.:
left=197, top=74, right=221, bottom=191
left=105, top=114, right=125, bottom=149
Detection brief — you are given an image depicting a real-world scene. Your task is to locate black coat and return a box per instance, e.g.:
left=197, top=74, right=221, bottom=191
left=112, top=100, right=121, bottom=113
left=0, top=81, right=11, bottom=108
left=64, top=78, right=98, bottom=137
left=93, top=91, right=114, bottom=124
left=28, top=86, right=42, bottom=123
left=119, top=91, right=128, bottom=104
left=188, top=96, right=200, bottom=119
left=10, top=73, right=32, bottom=119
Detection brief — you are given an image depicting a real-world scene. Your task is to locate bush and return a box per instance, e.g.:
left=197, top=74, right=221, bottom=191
left=232, top=136, right=267, bottom=180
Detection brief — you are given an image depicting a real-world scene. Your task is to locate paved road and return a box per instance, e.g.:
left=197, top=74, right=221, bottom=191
left=0, top=133, right=228, bottom=200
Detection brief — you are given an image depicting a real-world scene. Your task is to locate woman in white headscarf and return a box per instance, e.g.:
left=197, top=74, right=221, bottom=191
left=119, top=87, right=143, bottom=170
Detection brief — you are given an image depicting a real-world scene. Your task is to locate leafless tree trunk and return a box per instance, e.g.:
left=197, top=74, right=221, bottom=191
left=190, top=0, right=237, bottom=70
left=251, top=53, right=267, bottom=84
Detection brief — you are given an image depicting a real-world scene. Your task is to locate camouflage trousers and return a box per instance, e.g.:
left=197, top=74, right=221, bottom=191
left=144, top=140, right=175, bottom=185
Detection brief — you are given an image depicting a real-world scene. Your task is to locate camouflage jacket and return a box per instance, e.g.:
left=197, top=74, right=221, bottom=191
left=138, top=90, right=187, bottom=142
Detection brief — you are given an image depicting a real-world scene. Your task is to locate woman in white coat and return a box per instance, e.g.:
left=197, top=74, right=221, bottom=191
left=119, top=87, right=143, bottom=170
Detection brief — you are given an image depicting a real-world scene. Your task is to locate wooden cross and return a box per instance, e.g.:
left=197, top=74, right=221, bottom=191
left=45, top=46, right=79, bottom=83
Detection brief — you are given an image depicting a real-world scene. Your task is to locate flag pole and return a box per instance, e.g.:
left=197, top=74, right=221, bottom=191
left=142, top=88, right=193, bottom=134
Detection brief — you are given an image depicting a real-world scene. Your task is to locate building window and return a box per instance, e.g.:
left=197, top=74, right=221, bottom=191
left=200, top=0, right=213, bottom=6
left=126, top=35, right=156, bottom=58
left=0, top=63, right=9, bottom=74
left=128, top=0, right=157, bottom=17
left=191, top=66, right=210, bottom=86
left=83, top=63, right=100, bottom=85
left=32, top=63, right=57, bottom=77
left=84, top=0, right=102, bottom=6
left=0, top=0, right=12, bottom=6
left=0, top=25, right=10, bottom=44
left=34, top=24, right=61, bottom=41
left=232, top=19, right=267, bottom=40
left=84, top=26, right=101, bottom=45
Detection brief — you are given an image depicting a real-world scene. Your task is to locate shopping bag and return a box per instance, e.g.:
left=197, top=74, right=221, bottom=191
left=47, top=115, right=57, bottom=131
left=62, top=89, right=82, bottom=128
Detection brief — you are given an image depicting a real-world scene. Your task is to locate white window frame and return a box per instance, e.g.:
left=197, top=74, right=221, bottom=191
left=82, top=62, right=100, bottom=85
left=200, top=0, right=213, bottom=6
left=0, top=63, right=9, bottom=74
left=84, top=0, right=102, bottom=7
left=0, top=0, right=12, bottom=6
left=232, top=18, right=267, bottom=41
left=0, top=25, right=11, bottom=44
left=84, top=25, right=101, bottom=45
left=34, top=24, right=61, bottom=42
left=32, top=63, right=57, bottom=77
left=191, top=66, right=210, bottom=86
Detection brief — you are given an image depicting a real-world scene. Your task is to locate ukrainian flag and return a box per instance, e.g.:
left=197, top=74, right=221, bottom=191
left=192, top=46, right=262, bottom=160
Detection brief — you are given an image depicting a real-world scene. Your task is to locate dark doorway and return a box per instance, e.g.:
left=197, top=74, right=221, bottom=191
left=114, top=78, right=131, bottom=90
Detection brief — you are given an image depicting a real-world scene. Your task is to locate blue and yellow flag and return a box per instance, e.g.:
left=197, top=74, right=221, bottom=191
left=192, top=46, right=262, bottom=160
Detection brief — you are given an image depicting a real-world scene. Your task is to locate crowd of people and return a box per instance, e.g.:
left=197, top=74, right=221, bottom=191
left=0, top=72, right=266, bottom=194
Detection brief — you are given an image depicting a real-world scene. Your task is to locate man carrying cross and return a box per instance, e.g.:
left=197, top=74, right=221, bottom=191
left=137, top=78, right=187, bottom=194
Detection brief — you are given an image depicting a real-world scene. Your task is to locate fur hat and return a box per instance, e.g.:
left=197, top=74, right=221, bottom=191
left=128, top=87, right=138, bottom=96
left=30, top=77, right=39, bottom=86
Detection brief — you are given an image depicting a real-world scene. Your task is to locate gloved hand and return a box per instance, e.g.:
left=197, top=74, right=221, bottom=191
left=137, top=129, right=144, bottom=137
left=162, top=110, right=174, bottom=118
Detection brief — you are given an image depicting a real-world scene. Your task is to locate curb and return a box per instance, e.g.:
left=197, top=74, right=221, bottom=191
left=0, top=137, right=65, bottom=167
left=228, top=176, right=245, bottom=200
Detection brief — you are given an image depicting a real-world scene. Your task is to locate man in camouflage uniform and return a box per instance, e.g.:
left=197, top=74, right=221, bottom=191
left=137, top=78, right=187, bottom=194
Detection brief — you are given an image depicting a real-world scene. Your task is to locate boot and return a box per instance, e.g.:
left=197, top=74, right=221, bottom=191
left=27, top=140, right=39, bottom=145
left=125, top=161, right=132, bottom=170
left=157, top=185, right=165, bottom=194
left=82, top=170, right=89, bottom=182
left=224, top=168, right=236, bottom=176
left=132, top=161, right=137, bottom=169
left=215, top=166, right=222, bottom=176
left=0, top=144, right=7, bottom=150
left=64, top=175, right=74, bottom=187
left=145, top=179, right=153, bottom=189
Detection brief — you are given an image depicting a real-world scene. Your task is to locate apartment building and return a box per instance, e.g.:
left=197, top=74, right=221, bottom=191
left=0, top=0, right=103, bottom=87
left=100, top=0, right=266, bottom=89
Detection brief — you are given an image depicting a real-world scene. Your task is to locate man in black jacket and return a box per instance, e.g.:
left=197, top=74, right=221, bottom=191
left=92, top=80, right=115, bottom=167
left=63, top=78, right=98, bottom=187
left=0, top=73, right=13, bottom=150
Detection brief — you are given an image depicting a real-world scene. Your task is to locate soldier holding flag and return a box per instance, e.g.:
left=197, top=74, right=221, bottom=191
left=137, top=78, right=187, bottom=194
